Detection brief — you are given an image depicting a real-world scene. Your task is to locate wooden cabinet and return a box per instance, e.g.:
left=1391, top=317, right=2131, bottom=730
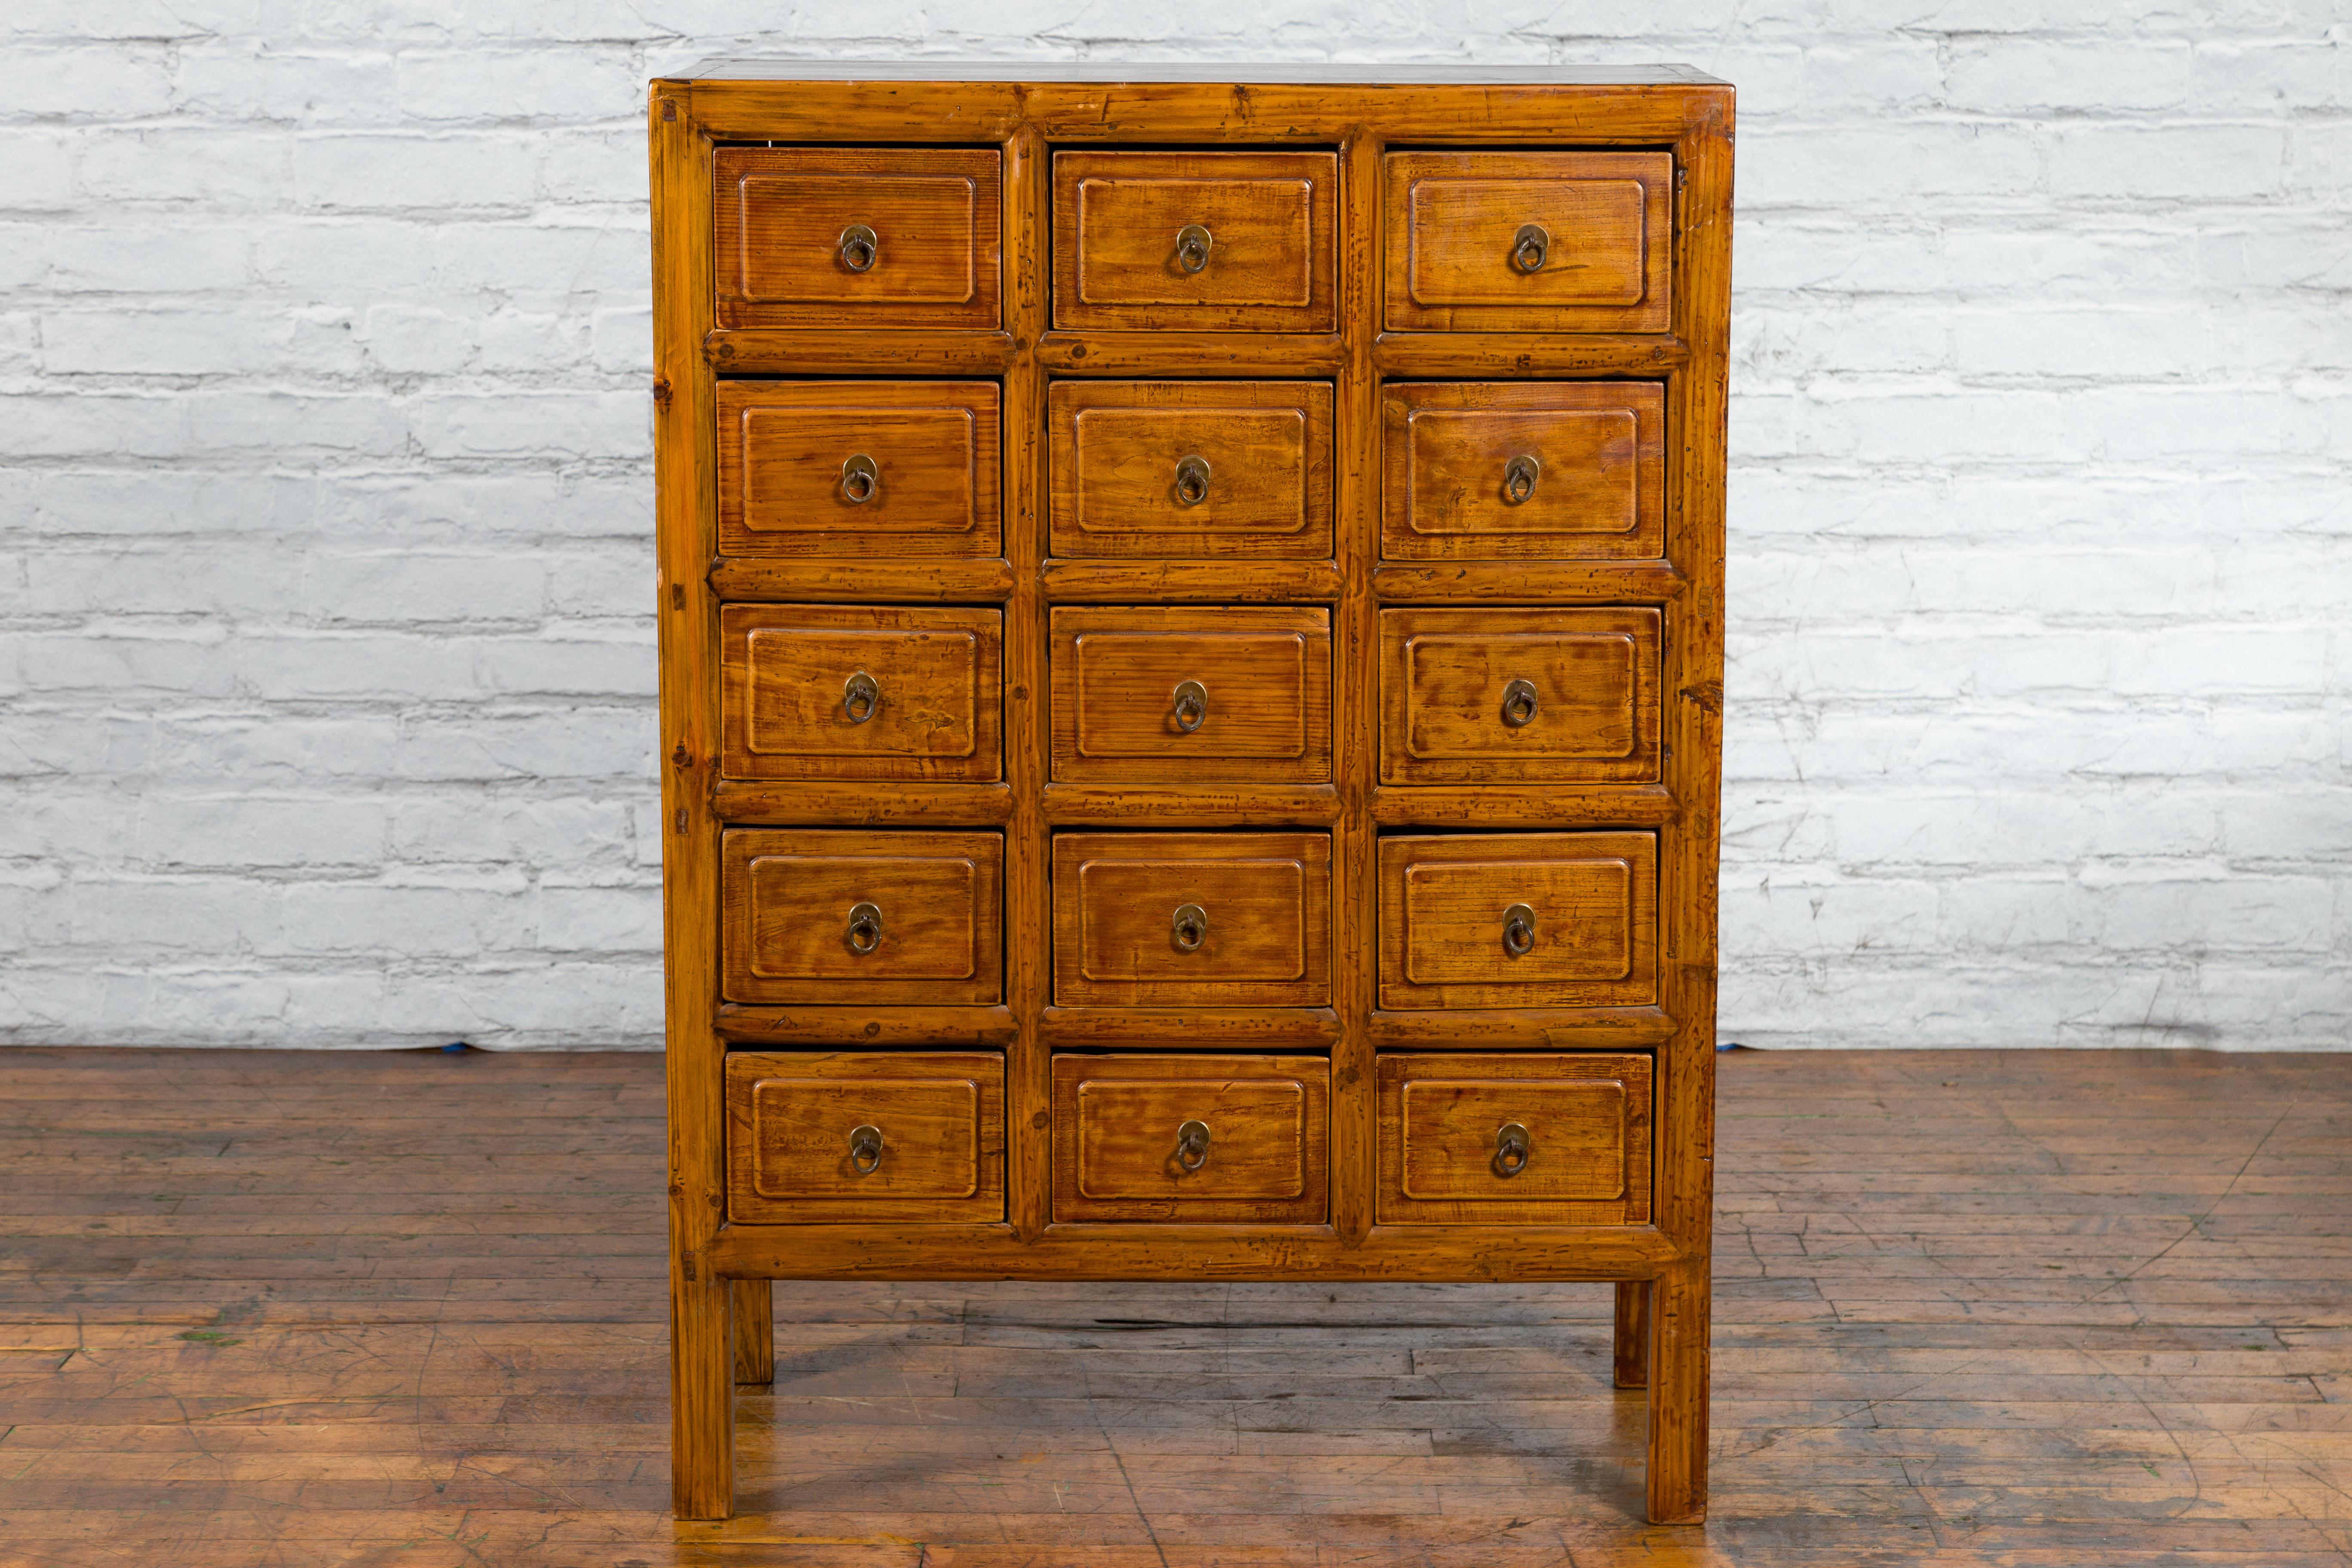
left=654, top=65, right=1732, bottom=1528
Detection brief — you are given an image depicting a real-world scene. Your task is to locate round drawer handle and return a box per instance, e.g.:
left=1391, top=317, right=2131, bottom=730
left=842, top=670, right=880, bottom=724
left=1175, top=1118, right=1212, bottom=1172
left=1494, top=1121, right=1532, bottom=1178
left=1171, top=679, right=1208, bottom=733
left=1512, top=223, right=1550, bottom=274
left=1171, top=903, right=1208, bottom=953
left=1501, top=678, right=1539, bottom=729
left=845, top=901, right=883, bottom=955
left=838, top=223, right=879, bottom=273
left=1173, top=453, right=1213, bottom=508
left=848, top=1123, right=884, bottom=1175
left=1502, top=453, right=1540, bottom=506
left=840, top=453, right=879, bottom=505
left=1502, top=903, right=1536, bottom=958
left=1174, top=224, right=1213, bottom=274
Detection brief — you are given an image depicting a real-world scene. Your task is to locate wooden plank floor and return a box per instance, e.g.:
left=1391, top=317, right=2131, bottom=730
left=1, top=1047, right=2345, bottom=1566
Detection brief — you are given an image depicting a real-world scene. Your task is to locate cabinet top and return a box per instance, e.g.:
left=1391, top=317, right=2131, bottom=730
left=665, top=59, right=1727, bottom=87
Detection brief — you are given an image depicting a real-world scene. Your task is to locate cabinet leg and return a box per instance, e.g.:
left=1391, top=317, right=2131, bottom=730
left=1644, top=1258, right=1710, bottom=1524
left=731, top=1279, right=774, bottom=1385
left=671, top=1274, right=735, bottom=1520
left=1613, top=1280, right=1650, bottom=1389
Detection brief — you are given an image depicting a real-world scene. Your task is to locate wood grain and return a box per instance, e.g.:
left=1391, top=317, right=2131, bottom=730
left=720, top=829, right=1003, bottom=1007
left=1378, top=606, right=1662, bottom=786
left=719, top=604, right=1002, bottom=783
left=724, top=1050, right=1004, bottom=1223
left=1384, top=151, right=1672, bottom=334
left=1050, top=831, right=1331, bottom=1009
left=1051, top=1054, right=1331, bottom=1224
left=1053, top=151, right=1338, bottom=332
left=1377, top=832, right=1660, bottom=1011
left=1048, top=605, right=1331, bottom=784
left=714, top=146, right=1001, bottom=330
left=1376, top=1052, right=1654, bottom=1226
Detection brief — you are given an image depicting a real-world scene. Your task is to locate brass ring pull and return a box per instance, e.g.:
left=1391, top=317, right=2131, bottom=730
left=1513, top=223, right=1549, bottom=274
left=1502, top=903, right=1536, bottom=958
left=1171, top=680, right=1208, bottom=734
left=1175, top=1118, right=1211, bottom=1172
left=1171, top=903, right=1208, bottom=952
left=842, top=670, right=880, bottom=724
left=845, top=901, right=883, bottom=955
left=1174, top=224, right=1213, bottom=274
left=1502, top=453, right=1540, bottom=506
left=1173, top=454, right=1212, bottom=508
left=1494, top=1122, right=1531, bottom=1178
left=1501, top=679, right=1539, bottom=729
left=838, top=223, right=878, bottom=273
left=840, top=453, right=879, bottom=504
left=848, top=1124, right=884, bottom=1176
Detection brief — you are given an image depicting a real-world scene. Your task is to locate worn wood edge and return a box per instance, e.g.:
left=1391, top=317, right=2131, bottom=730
left=708, top=1221, right=1678, bottom=1280
left=1371, top=562, right=1688, bottom=603
left=713, top=781, right=1014, bottom=826
left=1367, top=1006, right=1675, bottom=1048
left=706, top=328, right=1017, bottom=373
left=1040, top=1007, right=1343, bottom=1047
left=708, top=557, right=1016, bottom=602
left=1372, top=332, right=1689, bottom=377
left=714, top=1004, right=1019, bottom=1047
left=1040, top=559, right=1344, bottom=602
left=1036, top=331, right=1346, bottom=374
left=1370, top=784, right=1678, bottom=827
left=1042, top=784, right=1341, bottom=826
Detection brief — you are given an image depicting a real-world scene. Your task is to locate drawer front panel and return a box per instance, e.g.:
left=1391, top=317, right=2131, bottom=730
left=1379, top=608, right=1660, bottom=785
left=718, top=381, right=1001, bottom=558
left=1053, top=832, right=1330, bottom=1007
left=1384, top=151, right=1671, bottom=334
left=714, top=147, right=1001, bottom=329
left=1048, top=381, right=1334, bottom=559
left=1378, top=832, right=1657, bottom=1009
left=723, top=830, right=1002, bottom=1005
left=1050, top=606, right=1330, bottom=783
left=721, top=605, right=1002, bottom=782
left=1053, top=151, right=1338, bottom=332
left=726, top=1051, right=1004, bottom=1223
left=1382, top=383, right=1664, bottom=562
left=1376, top=1053, right=1652, bottom=1224
left=1053, top=1054, right=1329, bottom=1222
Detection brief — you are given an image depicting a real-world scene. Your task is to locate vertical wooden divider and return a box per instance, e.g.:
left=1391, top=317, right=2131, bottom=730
left=1004, top=121, right=1052, bottom=1241
left=1332, top=132, right=1380, bottom=1246
left=651, top=85, right=735, bottom=1520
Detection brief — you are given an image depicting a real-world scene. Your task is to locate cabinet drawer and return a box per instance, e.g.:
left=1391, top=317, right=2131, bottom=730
left=714, top=147, right=1001, bottom=330
left=1384, top=151, right=1671, bottom=334
left=1053, top=151, right=1337, bottom=332
left=723, top=830, right=1002, bottom=1006
left=1052, top=832, right=1330, bottom=1008
left=1047, top=380, right=1333, bottom=559
left=1378, top=608, right=1660, bottom=785
left=1376, top=1053, right=1651, bottom=1225
left=1381, top=383, right=1664, bottom=562
left=726, top=1051, right=1004, bottom=1223
left=1049, top=606, right=1330, bottom=784
left=1053, top=1054, right=1328, bottom=1223
left=721, top=605, right=1001, bottom=782
left=1378, top=833, right=1657, bottom=1010
left=717, top=380, right=1000, bottom=558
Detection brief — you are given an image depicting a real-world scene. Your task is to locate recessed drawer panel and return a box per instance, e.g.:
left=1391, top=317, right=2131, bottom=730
left=1048, top=381, right=1333, bottom=560
left=1050, top=606, right=1330, bottom=784
left=718, top=380, right=1000, bottom=558
left=726, top=1050, right=1004, bottom=1223
left=714, top=147, right=1001, bottom=330
left=1376, top=1053, right=1652, bottom=1225
left=1384, top=151, right=1671, bottom=334
left=721, top=605, right=1002, bottom=782
left=1053, top=832, right=1330, bottom=1008
left=1053, top=151, right=1337, bottom=332
left=1053, top=1054, right=1329, bottom=1223
left=1378, top=608, right=1660, bottom=785
left=1382, top=382, right=1664, bottom=563
left=723, top=830, right=1002, bottom=1006
left=1378, top=833, right=1657, bottom=1010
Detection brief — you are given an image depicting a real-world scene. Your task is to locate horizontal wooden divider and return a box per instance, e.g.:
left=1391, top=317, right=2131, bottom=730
left=708, top=557, right=1015, bottom=603
left=1036, top=331, right=1345, bottom=376
left=1041, top=1006, right=1343, bottom=1048
left=1371, top=561, right=1688, bottom=603
left=705, top=329, right=1017, bottom=373
left=1043, top=784, right=1341, bottom=827
left=1367, top=1006, right=1676, bottom=1049
left=1369, top=784, right=1677, bottom=828
left=716, top=1004, right=1020, bottom=1048
left=1041, top=559, right=1344, bottom=603
left=713, top=781, right=1014, bottom=827
left=1372, top=331, right=1690, bottom=378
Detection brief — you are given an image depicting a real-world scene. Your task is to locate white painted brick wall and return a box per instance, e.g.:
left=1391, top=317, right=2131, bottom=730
left=0, top=3, right=2345, bottom=1050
